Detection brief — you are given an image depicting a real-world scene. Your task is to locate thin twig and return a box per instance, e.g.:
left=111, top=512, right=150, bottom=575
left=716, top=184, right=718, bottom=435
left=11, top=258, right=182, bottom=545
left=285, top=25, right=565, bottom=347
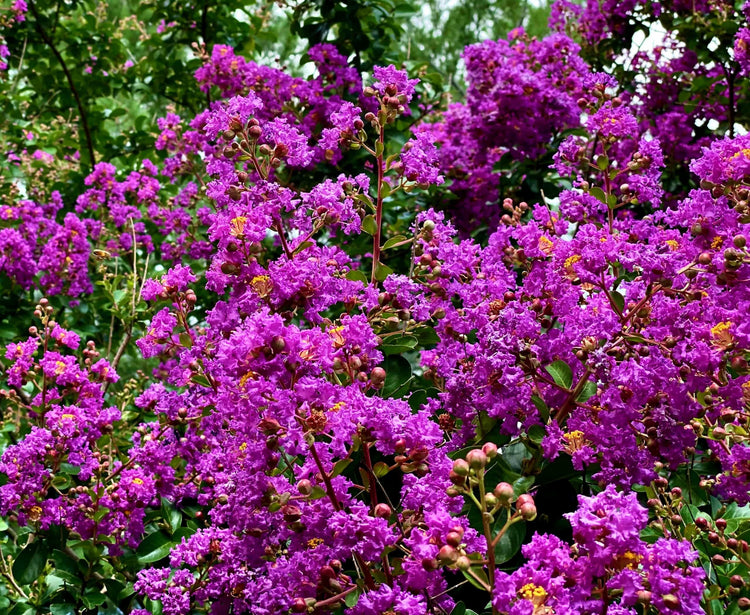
left=28, top=0, right=96, bottom=170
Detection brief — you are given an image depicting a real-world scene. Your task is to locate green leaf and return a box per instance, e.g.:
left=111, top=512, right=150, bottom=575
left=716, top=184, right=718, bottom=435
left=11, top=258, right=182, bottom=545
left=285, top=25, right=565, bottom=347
left=545, top=360, right=573, bottom=390
left=607, top=193, right=618, bottom=208
left=344, top=587, right=361, bottom=607
left=374, top=262, right=393, bottom=281
left=13, top=540, right=49, bottom=585
left=361, top=215, right=377, bottom=236
left=309, top=486, right=327, bottom=500
left=375, top=140, right=384, bottom=157
left=610, top=290, right=625, bottom=314
left=461, top=556, right=490, bottom=591
left=373, top=461, right=390, bottom=477
left=450, top=602, right=467, bottom=615
left=527, top=424, right=546, bottom=444
left=8, top=603, right=34, bottom=615
left=493, top=514, right=525, bottom=564
left=381, top=334, right=418, bottom=356
left=576, top=380, right=597, bottom=403
left=136, top=531, right=173, bottom=564
left=345, top=270, right=368, bottom=284
left=82, top=584, right=107, bottom=609
left=596, top=154, right=609, bottom=171
left=161, top=497, right=182, bottom=535
left=531, top=394, right=550, bottom=423
left=589, top=186, right=607, bottom=204
left=382, top=355, right=412, bottom=398
left=331, top=458, right=353, bottom=478
left=381, top=235, right=411, bottom=250
left=513, top=476, right=535, bottom=495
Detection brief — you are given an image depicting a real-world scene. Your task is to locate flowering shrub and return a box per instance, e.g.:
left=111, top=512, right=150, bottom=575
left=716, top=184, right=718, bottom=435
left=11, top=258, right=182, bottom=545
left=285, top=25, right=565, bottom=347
left=1, top=2, right=750, bottom=615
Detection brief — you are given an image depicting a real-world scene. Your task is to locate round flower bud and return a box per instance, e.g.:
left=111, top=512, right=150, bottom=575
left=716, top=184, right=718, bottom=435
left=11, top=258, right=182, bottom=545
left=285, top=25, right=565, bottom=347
left=516, top=493, right=534, bottom=508
left=466, top=449, right=487, bottom=470
left=421, top=557, right=439, bottom=571
left=494, top=482, right=515, bottom=505
left=297, top=479, right=313, bottom=496
left=482, top=442, right=498, bottom=459
left=437, top=545, right=459, bottom=565
left=370, top=367, right=386, bottom=384
left=661, top=594, right=680, bottom=609
left=519, top=502, right=537, bottom=521
left=291, top=598, right=307, bottom=613
left=373, top=503, right=392, bottom=519
left=446, top=531, right=463, bottom=547
left=738, top=597, right=750, bottom=610
left=452, top=459, right=470, bottom=477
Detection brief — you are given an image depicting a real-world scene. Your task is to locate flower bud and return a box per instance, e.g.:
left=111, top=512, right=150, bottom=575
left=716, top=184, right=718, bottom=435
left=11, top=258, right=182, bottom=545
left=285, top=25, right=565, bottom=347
left=446, top=531, right=463, bottom=547
left=370, top=367, right=386, bottom=384
left=494, top=482, right=515, bottom=505
left=466, top=449, right=487, bottom=470
left=298, top=479, right=313, bottom=496
left=437, top=545, right=459, bottom=565
left=519, top=502, right=537, bottom=521
left=482, top=442, right=498, bottom=459
left=452, top=459, right=470, bottom=477
left=373, top=503, right=392, bottom=519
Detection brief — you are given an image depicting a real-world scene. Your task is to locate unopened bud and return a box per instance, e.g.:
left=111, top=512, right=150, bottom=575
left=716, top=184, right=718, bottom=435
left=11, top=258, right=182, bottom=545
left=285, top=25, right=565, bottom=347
left=373, top=503, right=392, bottom=519
left=437, top=545, right=459, bottom=565
left=466, top=449, right=487, bottom=470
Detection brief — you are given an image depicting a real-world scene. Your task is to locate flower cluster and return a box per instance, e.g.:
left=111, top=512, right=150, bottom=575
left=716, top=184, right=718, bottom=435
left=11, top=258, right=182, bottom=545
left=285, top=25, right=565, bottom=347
left=1, top=9, right=750, bottom=615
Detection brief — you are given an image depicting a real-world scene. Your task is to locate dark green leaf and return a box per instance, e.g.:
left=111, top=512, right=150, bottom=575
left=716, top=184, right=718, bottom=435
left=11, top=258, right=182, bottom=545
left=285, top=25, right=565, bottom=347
left=13, top=540, right=49, bottom=585
left=136, top=531, right=173, bottom=564
left=545, top=360, right=573, bottom=389
left=576, top=380, right=597, bottom=403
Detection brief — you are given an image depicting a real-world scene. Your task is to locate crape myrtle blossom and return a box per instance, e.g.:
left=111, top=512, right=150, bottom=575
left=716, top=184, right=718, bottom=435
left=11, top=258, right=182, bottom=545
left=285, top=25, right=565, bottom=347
left=2, top=24, right=750, bottom=615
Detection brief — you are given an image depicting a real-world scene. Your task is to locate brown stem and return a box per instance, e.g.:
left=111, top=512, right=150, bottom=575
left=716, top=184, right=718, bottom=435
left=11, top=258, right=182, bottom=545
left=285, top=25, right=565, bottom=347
left=313, top=585, right=359, bottom=610
left=362, top=442, right=379, bottom=510
left=556, top=366, right=594, bottom=426
left=370, top=129, right=386, bottom=285
left=308, top=441, right=376, bottom=590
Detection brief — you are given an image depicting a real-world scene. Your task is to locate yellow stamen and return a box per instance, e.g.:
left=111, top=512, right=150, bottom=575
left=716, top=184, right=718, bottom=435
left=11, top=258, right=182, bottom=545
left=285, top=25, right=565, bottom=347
left=538, top=236, right=554, bottom=255
left=564, top=254, right=581, bottom=270
left=306, top=538, right=324, bottom=549
left=230, top=216, right=247, bottom=237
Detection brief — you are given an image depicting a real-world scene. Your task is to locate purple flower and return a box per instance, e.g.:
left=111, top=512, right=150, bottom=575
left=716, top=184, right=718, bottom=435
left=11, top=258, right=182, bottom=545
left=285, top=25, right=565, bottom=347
left=372, top=65, right=419, bottom=103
